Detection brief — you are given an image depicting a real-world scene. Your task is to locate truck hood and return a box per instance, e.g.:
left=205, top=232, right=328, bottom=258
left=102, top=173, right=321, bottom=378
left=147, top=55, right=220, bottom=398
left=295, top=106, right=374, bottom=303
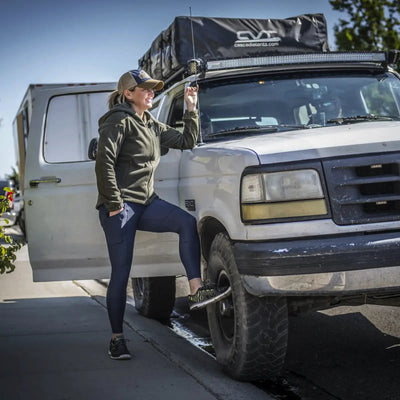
left=206, top=121, right=400, bottom=165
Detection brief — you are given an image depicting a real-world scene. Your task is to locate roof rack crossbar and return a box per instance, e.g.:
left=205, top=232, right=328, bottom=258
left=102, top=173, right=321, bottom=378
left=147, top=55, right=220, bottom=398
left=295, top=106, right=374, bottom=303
left=206, top=52, right=388, bottom=71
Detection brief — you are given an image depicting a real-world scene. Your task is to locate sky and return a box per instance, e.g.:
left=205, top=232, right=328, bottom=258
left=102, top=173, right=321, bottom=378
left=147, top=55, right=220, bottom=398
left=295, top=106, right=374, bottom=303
left=0, top=0, right=343, bottom=180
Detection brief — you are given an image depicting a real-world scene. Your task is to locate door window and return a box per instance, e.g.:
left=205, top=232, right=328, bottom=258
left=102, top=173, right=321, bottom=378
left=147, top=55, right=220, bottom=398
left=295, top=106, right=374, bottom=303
left=44, top=92, right=109, bottom=163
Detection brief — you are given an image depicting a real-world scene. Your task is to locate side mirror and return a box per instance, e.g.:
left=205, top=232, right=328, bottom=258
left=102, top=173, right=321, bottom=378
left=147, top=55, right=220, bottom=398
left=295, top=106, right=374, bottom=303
left=88, top=138, right=98, bottom=160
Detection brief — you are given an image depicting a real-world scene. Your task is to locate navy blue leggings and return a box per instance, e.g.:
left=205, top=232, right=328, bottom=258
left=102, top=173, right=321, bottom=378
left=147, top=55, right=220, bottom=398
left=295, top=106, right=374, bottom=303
left=99, top=198, right=201, bottom=333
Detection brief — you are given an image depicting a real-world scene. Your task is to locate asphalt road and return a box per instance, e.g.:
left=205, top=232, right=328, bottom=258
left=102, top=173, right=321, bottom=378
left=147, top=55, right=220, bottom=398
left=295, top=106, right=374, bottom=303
left=285, top=304, right=400, bottom=400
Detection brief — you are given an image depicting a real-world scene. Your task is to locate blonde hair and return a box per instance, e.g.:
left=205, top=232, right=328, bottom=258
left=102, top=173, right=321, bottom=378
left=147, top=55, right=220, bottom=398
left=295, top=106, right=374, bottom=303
left=108, top=90, right=127, bottom=110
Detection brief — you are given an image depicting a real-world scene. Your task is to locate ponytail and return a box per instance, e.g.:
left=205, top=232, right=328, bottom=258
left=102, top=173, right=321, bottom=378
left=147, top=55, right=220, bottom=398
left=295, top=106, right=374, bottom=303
left=108, top=90, right=126, bottom=109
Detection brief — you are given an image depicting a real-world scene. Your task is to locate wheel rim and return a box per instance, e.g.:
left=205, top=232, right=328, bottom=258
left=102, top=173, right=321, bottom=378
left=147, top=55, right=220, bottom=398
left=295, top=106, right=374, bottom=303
left=216, top=270, right=234, bottom=343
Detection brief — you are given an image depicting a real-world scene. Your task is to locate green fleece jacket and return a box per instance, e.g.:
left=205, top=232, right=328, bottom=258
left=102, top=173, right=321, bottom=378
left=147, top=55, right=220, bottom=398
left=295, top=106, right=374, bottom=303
left=95, top=102, right=199, bottom=211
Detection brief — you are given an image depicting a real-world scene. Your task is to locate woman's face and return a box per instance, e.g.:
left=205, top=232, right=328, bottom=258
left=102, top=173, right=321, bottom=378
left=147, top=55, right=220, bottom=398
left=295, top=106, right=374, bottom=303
left=127, top=87, right=154, bottom=112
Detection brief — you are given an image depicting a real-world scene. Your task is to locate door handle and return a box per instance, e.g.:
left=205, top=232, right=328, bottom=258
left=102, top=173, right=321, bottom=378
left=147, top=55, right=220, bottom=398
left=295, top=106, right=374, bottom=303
left=29, top=177, right=61, bottom=187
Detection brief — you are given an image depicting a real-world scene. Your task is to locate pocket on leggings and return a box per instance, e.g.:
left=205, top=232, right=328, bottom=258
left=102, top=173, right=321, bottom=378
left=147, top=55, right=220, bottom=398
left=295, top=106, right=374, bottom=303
left=99, top=205, right=125, bottom=245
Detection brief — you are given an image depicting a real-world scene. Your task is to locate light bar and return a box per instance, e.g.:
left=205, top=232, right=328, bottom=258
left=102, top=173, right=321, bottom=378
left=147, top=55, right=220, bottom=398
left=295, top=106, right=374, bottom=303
left=207, top=52, right=387, bottom=71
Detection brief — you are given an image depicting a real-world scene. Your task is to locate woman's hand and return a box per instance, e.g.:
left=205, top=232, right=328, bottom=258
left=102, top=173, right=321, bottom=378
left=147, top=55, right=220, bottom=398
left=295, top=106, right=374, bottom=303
left=184, top=85, right=198, bottom=112
left=109, top=208, right=123, bottom=217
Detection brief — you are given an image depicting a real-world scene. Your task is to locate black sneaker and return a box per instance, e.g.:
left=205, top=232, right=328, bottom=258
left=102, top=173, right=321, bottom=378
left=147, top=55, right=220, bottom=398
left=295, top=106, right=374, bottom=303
left=188, top=283, right=232, bottom=311
left=108, top=337, right=132, bottom=360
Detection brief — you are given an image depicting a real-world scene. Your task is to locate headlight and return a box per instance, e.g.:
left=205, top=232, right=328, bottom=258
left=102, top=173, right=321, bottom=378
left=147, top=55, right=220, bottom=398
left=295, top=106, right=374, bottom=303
left=264, top=170, right=324, bottom=201
left=241, top=169, right=327, bottom=222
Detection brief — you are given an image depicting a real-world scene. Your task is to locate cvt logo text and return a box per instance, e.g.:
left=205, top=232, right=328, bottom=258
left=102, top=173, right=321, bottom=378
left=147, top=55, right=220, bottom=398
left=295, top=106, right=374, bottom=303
left=234, top=30, right=282, bottom=47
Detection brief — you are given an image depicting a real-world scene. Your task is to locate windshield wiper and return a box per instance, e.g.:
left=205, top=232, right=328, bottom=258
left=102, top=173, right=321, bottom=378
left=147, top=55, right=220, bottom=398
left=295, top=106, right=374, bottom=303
left=327, top=114, right=399, bottom=124
left=206, top=124, right=312, bottom=139
left=206, top=125, right=279, bottom=138
left=278, top=124, right=313, bottom=130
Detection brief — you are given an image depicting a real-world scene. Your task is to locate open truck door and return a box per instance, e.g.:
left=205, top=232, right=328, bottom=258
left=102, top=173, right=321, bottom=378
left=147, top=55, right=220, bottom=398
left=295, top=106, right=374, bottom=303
left=21, top=85, right=112, bottom=281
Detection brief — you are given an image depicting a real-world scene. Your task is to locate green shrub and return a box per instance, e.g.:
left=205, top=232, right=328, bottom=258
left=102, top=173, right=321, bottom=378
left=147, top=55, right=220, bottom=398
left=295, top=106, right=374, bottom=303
left=0, top=187, right=24, bottom=274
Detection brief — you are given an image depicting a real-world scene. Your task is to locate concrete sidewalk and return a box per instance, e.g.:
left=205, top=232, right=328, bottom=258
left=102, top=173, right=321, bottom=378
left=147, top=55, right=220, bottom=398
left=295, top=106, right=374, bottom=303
left=0, top=242, right=272, bottom=400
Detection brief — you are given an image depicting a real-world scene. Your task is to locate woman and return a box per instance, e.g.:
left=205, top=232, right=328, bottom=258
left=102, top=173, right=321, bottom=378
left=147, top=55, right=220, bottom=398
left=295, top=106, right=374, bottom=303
left=95, top=69, right=229, bottom=360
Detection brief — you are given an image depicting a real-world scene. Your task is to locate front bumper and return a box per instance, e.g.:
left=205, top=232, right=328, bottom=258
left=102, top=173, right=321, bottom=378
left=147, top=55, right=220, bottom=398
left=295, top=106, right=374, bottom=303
left=234, top=231, right=400, bottom=295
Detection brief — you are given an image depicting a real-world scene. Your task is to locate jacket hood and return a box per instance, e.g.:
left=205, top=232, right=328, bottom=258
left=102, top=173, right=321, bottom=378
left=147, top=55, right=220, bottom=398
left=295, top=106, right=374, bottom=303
left=98, top=102, right=144, bottom=126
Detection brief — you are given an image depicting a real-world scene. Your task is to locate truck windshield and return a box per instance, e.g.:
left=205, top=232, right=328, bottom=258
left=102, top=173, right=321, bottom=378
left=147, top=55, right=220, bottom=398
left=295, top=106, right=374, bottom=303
left=198, top=71, right=400, bottom=140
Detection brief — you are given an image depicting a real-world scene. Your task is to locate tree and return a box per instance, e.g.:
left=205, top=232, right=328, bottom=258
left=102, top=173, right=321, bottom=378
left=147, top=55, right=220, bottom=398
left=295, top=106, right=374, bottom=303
left=329, top=0, right=400, bottom=51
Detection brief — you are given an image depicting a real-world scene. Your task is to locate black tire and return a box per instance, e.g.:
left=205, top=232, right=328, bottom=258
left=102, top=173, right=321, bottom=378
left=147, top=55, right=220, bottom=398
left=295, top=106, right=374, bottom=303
left=131, top=276, right=176, bottom=320
left=206, top=233, right=288, bottom=381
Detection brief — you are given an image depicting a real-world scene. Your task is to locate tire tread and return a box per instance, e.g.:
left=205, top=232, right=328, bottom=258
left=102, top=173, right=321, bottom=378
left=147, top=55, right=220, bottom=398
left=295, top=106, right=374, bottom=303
left=207, top=233, right=288, bottom=381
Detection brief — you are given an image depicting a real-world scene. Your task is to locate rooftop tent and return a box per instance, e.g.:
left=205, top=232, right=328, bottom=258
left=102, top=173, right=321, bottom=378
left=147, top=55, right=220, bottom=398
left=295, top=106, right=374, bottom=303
left=138, top=14, right=330, bottom=84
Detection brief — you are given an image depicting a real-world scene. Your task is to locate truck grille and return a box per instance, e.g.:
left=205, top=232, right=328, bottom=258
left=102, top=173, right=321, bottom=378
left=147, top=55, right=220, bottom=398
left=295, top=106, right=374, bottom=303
left=323, top=153, right=400, bottom=225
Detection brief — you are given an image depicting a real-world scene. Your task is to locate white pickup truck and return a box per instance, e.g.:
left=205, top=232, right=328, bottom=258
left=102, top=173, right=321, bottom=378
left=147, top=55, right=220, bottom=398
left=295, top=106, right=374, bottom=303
left=14, top=15, right=400, bottom=381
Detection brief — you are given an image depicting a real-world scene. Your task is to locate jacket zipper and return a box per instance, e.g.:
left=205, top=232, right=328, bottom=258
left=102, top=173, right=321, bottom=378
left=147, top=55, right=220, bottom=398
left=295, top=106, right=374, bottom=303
left=146, top=124, right=157, bottom=200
